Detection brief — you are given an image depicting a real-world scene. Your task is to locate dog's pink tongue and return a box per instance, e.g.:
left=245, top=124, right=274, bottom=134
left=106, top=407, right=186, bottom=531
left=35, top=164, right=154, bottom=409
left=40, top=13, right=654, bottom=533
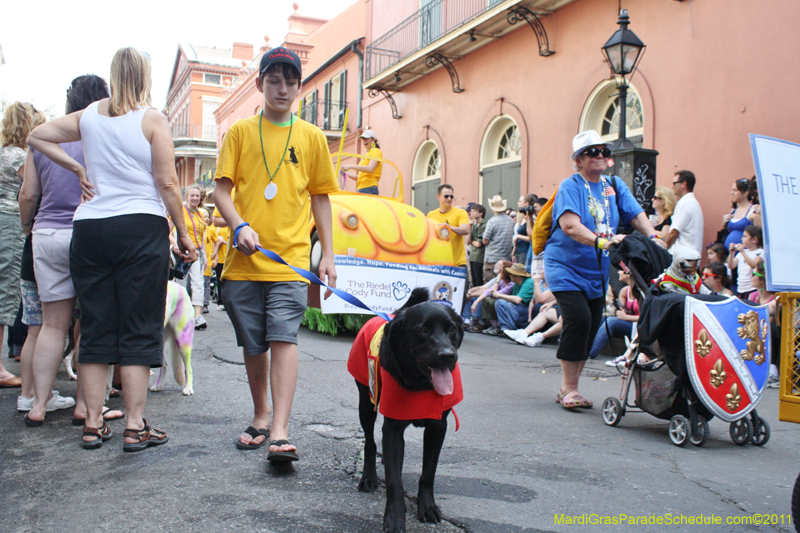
left=430, top=368, right=454, bottom=396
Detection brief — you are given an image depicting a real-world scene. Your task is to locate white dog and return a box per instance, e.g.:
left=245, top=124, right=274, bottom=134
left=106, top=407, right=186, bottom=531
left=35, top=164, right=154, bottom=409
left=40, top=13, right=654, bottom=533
left=150, top=281, right=195, bottom=395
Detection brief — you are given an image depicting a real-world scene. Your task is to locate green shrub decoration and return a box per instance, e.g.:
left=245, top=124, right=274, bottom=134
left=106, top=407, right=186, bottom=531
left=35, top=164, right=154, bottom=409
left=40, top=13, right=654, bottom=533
left=301, top=308, right=372, bottom=336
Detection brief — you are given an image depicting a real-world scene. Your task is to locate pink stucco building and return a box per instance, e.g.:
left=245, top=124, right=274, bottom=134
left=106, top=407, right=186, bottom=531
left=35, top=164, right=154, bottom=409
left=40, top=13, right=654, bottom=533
left=215, top=0, right=800, bottom=248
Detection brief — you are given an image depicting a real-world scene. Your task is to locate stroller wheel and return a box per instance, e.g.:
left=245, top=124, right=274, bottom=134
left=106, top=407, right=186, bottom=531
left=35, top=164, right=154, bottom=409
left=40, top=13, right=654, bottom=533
left=689, top=415, right=709, bottom=447
left=750, top=416, right=770, bottom=446
left=601, top=397, right=623, bottom=427
left=792, top=471, right=800, bottom=531
left=729, top=417, right=753, bottom=446
left=668, top=415, right=690, bottom=447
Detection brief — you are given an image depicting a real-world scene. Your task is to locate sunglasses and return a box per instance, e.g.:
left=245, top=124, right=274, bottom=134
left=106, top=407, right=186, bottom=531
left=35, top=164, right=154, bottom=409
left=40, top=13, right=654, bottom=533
left=442, top=195, right=454, bottom=199
left=580, top=147, right=611, bottom=158
left=672, top=180, right=683, bottom=186
left=653, top=196, right=662, bottom=200
left=702, top=272, right=717, bottom=279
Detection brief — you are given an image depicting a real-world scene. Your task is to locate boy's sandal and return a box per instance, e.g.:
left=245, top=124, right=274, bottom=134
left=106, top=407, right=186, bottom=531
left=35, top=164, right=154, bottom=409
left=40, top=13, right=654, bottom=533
left=236, top=426, right=270, bottom=450
left=83, top=422, right=113, bottom=450
left=122, top=419, right=168, bottom=453
left=267, top=440, right=299, bottom=463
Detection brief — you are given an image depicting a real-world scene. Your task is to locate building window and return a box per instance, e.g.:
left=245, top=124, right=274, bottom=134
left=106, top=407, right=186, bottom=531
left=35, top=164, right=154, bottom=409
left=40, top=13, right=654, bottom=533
left=323, top=71, right=347, bottom=130
left=427, top=149, right=441, bottom=178
left=481, top=116, right=522, bottom=167
left=497, top=126, right=521, bottom=160
left=204, top=73, right=221, bottom=85
left=580, top=79, right=644, bottom=147
left=301, top=90, right=318, bottom=126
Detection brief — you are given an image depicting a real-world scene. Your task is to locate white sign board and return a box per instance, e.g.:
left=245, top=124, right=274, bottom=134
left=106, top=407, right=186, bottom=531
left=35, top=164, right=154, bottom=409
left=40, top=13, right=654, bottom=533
left=320, top=256, right=467, bottom=315
left=750, top=134, right=800, bottom=291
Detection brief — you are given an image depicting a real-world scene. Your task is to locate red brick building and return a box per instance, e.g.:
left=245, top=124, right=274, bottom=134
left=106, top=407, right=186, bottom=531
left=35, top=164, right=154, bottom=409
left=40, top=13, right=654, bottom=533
left=165, top=42, right=255, bottom=187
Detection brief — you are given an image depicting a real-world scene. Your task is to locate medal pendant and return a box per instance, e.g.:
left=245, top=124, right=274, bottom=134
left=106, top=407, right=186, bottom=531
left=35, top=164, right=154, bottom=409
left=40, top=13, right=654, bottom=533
left=265, top=182, right=278, bottom=200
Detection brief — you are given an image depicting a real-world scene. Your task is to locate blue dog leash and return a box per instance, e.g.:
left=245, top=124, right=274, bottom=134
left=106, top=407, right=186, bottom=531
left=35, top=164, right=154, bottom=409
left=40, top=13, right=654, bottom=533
left=233, top=222, right=392, bottom=321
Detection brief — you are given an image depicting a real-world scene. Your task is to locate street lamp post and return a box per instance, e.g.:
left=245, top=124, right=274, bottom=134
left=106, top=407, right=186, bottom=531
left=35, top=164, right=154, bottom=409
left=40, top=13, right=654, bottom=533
left=601, top=9, right=645, bottom=151
left=601, top=9, right=658, bottom=215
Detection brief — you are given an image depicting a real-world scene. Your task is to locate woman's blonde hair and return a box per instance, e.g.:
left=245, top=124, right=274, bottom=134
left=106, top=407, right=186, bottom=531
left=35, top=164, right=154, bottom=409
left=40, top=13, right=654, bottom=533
left=1, top=102, right=38, bottom=149
left=108, top=47, right=152, bottom=117
left=655, top=185, right=676, bottom=218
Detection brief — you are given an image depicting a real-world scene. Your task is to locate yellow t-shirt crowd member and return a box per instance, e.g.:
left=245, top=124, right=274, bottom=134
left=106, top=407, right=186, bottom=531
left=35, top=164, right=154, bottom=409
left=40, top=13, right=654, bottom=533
left=356, top=146, right=383, bottom=190
left=214, top=115, right=339, bottom=282
left=426, top=207, right=470, bottom=266
left=182, top=205, right=207, bottom=250
left=204, top=225, right=219, bottom=277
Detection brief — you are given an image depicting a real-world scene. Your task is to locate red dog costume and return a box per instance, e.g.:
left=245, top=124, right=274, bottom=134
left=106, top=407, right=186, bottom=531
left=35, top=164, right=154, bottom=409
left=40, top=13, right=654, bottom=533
left=348, top=316, right=463, bottom=422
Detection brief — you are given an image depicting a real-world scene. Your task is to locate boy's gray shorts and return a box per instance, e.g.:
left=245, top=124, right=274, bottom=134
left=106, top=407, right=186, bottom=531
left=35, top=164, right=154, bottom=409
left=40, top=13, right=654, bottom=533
left=221, top=280, right=308, bottom=356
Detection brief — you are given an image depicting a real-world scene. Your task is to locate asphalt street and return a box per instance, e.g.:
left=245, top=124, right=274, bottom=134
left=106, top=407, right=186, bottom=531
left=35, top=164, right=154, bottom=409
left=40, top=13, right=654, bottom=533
left=1, top=306, right=798, bottom=533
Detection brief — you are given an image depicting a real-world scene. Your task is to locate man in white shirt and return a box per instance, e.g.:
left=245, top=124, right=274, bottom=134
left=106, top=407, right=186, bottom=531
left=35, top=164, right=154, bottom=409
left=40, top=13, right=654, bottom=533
left=665, top=170, right=704, bottom=255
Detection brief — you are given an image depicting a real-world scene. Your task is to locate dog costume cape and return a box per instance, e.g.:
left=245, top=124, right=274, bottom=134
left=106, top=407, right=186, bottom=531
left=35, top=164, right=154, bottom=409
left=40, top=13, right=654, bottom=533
left=348, top=316, right=463, bottom=425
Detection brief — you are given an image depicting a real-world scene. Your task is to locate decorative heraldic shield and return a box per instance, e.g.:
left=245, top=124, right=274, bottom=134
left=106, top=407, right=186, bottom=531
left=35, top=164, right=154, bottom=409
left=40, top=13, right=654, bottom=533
left=685, top=298, right=771, bottom=422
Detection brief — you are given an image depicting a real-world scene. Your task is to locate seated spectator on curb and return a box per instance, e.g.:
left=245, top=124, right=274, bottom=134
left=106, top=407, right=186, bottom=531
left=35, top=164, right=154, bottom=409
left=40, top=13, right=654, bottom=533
left=526, top=269, right=555, bottom=321
left=491, top=263, right=534, bottom=335
left=504, top=299, right=562, bottom=348
left=587, top=270, right=639, bottom=359
left=468, top=260, right=514, bottom=334
left=482, top=195, right=514, bottom=283
left=461, top=268, right=497, bottom=327
left=702, top=262, right=735, bottom=297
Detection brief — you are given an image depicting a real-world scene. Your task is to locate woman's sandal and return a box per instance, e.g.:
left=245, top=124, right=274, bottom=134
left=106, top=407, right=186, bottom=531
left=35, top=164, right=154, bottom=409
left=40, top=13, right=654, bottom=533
left=83, top=422, right=113, bottom=450
left=556, top=389, right=581, bottom=410
left=122, top=419, right=168, bottom=452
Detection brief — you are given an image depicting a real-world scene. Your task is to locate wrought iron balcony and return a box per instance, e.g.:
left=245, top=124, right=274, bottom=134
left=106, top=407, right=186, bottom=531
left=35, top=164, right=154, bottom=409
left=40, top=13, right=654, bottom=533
left=364, top=0, right=576, bottom=92
left=171, top=124, right=218, bottom=141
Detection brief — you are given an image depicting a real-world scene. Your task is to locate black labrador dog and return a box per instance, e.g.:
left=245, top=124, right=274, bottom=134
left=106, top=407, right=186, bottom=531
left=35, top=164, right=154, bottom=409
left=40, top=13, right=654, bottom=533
left=352, top=288, right=464, bottom=533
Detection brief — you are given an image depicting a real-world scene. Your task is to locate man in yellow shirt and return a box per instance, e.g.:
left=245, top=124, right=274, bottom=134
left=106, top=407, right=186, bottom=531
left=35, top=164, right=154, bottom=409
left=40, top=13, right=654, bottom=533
left=426, top=184, right=470, bottom=268
left=214, top=47, right=339, bottom=462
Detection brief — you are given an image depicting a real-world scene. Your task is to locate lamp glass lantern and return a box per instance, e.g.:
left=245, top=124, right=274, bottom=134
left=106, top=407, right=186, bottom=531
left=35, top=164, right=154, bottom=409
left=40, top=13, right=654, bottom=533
left=601, top=9, right=645, bottom=149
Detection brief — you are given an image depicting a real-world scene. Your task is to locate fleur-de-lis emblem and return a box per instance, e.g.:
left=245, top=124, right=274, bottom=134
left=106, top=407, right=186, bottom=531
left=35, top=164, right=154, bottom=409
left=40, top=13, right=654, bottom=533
left=695, top=329, right=712, bottom=358
left=726, top=383, right=741, bottom=411
left=709, top=359, right=727, bottom=388
left=737, top=311, right=768, bottom=365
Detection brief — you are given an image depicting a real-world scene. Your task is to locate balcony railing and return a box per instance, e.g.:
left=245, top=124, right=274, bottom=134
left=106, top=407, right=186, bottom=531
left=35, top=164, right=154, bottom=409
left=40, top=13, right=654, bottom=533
left=300, top=99, right=349, bottom=131
left=365, top=0, right=505, bottom=80
left=172, top=124, right=218, bottom=140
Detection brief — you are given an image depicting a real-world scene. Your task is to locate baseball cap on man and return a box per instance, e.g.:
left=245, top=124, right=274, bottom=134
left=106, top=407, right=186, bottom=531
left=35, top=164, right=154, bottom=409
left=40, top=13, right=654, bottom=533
left=259, top=47, right=302, bottom=78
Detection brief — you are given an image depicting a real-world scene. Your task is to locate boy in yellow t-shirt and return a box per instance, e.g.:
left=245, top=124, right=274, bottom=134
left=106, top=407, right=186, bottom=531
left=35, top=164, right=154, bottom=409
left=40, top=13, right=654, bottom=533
left=213, top=47, right=339, bottom=461
left=341, top=130, right=382, bottom=195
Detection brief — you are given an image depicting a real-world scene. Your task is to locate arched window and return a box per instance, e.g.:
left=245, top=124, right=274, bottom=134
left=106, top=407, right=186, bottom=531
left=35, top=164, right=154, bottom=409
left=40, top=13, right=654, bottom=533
left=480, top=116, right=522, bottom=214
left=412, top=140, right=442, bottom=215
left=497, top=125, right=521, bottom=160
left=580, top=79, right=644, bottom=146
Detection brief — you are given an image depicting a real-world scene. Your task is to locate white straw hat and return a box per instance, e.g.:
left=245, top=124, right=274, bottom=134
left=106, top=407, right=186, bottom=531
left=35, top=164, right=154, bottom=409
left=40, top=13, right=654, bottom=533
left=571, top=130, right=610, bottom=159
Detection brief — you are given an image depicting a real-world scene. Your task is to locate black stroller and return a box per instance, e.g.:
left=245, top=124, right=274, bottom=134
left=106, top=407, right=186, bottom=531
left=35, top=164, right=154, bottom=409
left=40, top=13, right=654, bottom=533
left=599, top=235, right=771, bottom=447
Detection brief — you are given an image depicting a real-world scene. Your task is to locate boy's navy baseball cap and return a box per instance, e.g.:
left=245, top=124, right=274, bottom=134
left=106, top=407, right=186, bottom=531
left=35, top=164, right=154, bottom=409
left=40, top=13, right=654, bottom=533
left=259, top=47, right=302, bottom=78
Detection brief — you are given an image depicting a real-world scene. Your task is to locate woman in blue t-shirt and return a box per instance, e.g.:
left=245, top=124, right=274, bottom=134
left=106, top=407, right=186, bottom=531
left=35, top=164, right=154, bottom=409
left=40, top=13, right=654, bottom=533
left=545, top=131, right=662, bottom=410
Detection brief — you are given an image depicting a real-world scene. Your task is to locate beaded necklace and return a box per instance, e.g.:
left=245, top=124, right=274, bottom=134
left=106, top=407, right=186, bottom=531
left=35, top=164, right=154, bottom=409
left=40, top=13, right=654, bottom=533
left=258, top=111, right=293, bottom=200
left=578, top=173, right=612, bottom=240
left=185, top=204, right=200, bottom=248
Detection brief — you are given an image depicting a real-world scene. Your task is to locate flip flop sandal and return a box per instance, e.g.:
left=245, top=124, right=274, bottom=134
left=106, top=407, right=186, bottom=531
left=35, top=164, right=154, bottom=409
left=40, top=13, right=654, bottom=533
left=83, top=422, right=113, bottom=450
left=24, top=413, right=44, bottom=427
left=122, top=419, right=168, bottom=452
left=236, top=426, right=270, bottom=450
left=267, top=440, right=299, bottom=463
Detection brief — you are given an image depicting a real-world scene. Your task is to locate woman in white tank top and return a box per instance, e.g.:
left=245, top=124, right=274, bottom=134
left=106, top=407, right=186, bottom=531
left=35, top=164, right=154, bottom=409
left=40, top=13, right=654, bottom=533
left=28, top=47, right=197, bottom=451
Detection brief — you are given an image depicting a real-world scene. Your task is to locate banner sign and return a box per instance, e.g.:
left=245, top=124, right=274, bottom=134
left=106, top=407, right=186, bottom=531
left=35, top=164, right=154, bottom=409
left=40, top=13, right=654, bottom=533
left=749, top=134, right=800, bottom=291
left=320, top=255, right=467, bottom=315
